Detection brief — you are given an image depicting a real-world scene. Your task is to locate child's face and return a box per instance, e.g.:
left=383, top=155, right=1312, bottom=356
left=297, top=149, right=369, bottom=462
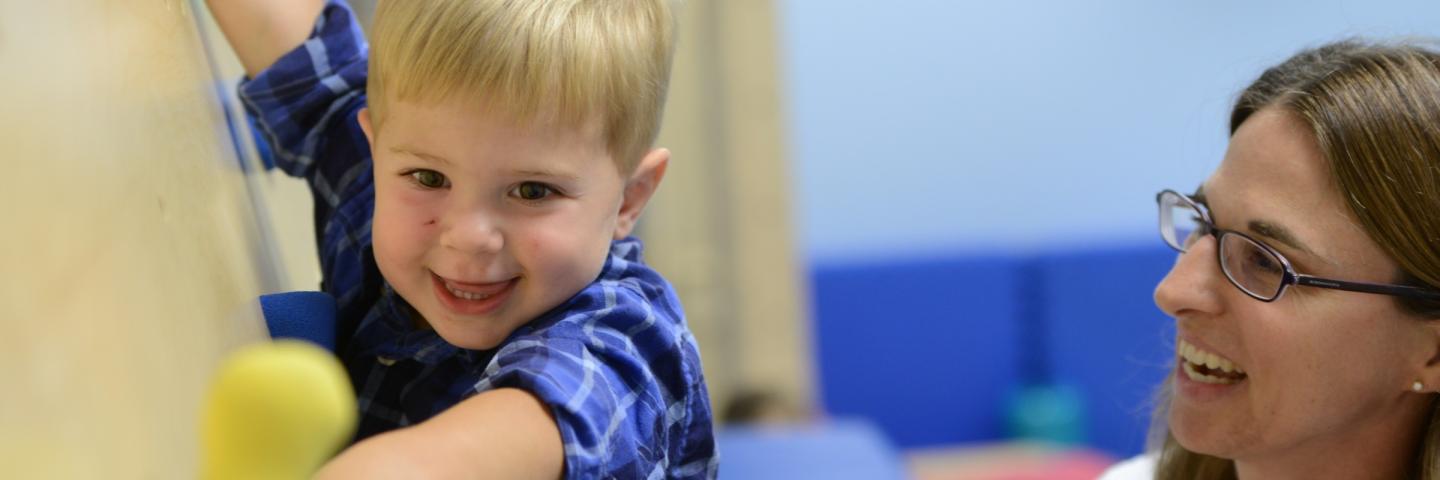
left=359, top=99, right=665, bottom=350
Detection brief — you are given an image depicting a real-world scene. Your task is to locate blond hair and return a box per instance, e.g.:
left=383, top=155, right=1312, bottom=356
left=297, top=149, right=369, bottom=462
left=367, top=0, right=675, bottom=171
left=1153, top=39, right=1440, bottom=479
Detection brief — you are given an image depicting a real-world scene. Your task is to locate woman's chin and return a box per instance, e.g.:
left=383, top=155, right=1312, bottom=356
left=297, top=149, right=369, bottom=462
left=1169, top=409, right=1242, bottom=460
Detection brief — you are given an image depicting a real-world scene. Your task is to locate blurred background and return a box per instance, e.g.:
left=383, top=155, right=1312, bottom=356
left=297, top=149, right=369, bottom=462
left=6, top=0, right=1440, bottom=477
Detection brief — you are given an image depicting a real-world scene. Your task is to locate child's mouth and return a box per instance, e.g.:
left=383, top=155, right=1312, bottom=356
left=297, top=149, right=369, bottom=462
left=431, top=273, right=516, bottom=315
left=444, top=281, right=502, bottom=300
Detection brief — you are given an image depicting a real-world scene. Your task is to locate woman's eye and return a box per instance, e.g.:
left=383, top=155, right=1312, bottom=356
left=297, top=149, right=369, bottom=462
left=1248, top=249, right=1282, bottom=274
left=513, top=182, right=554, bottom=201
left=409, top=169, right=448, bottom=189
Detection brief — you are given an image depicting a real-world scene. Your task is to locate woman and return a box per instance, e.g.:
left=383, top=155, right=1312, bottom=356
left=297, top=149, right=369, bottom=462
left=1107, top=40, right=1440, bottom=479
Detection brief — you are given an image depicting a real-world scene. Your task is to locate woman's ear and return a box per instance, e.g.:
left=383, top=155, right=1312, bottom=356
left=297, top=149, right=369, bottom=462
left=1413, top=322, right=1440, bottom=393
left=613, top=148, right=670, bottom=240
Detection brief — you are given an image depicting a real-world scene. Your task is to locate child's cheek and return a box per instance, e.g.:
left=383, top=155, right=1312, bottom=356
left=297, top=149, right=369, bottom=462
left=380, top=184, right=443, bottom=225
left=528, top=220, right=607, bottom=284
left=373, top=192, right=442, bottom=264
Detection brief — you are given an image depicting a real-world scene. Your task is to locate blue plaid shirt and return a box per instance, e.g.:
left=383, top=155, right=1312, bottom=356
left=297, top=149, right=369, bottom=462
left=238, top=2, right=717, bottom=477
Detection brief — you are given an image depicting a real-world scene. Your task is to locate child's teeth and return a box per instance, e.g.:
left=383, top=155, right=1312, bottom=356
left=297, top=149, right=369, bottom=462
left=446, top=284, right=492, bottom=301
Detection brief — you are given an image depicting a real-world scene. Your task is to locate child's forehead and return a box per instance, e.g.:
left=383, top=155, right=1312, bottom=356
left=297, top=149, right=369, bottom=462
left=384, top=92, right=605, bottom=136
left=374, top=93, right=636, bottom=171
left=381, top=101, right=619, bottom=166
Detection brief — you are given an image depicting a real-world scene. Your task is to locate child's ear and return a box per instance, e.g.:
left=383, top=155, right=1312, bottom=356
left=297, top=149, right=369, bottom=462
left=357, top=107, right=374, bottom=144
left=613, top=148, right=670, bottom=240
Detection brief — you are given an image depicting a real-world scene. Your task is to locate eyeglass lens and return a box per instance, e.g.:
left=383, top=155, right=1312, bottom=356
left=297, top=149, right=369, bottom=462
left=1159, top=191, right=1289, bottom=300
left=1160, top=193, right=1203, bottom=251
left=1218, top=234, right=1286, bottom=299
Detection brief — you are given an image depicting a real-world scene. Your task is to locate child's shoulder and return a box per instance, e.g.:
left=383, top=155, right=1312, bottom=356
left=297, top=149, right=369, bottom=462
left=469, top=238, right=713, bottom=477
left=527, top=255, right=685, bottom=344
left=496, top=237, right=695, bottom=372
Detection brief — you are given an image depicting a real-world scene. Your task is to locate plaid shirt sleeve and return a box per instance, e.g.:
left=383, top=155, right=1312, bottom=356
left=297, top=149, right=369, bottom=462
left=474, top=240, right=719, bottom=479
left=237, top=0, right=376, bottom=305
left=237, top=0, right=372, bottom=251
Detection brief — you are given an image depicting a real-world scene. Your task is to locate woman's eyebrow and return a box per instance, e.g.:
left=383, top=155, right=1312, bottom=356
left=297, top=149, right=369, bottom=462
left=1195, top=184, right=1336, bottom=267
left=1248, top=219, right=1335, bottom=266
left=1247, top=220, right=1307, bottom=252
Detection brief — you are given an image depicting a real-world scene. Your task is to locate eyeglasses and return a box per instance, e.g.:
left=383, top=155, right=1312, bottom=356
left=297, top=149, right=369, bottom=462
left=1156, top=189, right=1440, bottom=302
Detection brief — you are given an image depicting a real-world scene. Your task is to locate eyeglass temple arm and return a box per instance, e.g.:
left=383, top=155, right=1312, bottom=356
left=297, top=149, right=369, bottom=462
left=1293, top=274, right=1440, bottom=300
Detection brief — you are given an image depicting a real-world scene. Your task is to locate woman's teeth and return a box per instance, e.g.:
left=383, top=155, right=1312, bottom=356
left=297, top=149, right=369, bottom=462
left=1179, top=339, right=1246, bottom=384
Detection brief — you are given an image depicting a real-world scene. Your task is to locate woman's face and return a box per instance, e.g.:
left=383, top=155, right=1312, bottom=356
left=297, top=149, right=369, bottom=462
left=1154, top=107, right=1434, bottom=468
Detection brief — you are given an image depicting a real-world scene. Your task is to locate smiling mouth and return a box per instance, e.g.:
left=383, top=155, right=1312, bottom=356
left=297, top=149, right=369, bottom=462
left=431, top=273, right=516, bottom=315
left=444, top=281, right=500, bottom=300
left=1178, top=339, right=1247, bottom=384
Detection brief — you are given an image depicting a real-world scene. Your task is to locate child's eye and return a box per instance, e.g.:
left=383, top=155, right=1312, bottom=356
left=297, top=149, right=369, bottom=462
left=407, top=169, right=449, bottom=189
left=511, top=182, right=555, bottom=201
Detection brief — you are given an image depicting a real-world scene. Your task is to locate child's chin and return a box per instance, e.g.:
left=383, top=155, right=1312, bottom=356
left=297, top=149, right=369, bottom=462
left=431, top=322, right=509, bottom=351
left=451, top=337, right=506, bottom=351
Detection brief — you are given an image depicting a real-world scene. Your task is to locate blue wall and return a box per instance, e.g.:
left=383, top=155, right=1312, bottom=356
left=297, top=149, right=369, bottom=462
left=812, top=245, right=1175, bottom=457
left=780, top=0, right=1440, bottom=260
left=813, top=256, right=1024, bottom=447
left=784, top=0, right=1440, bottom=458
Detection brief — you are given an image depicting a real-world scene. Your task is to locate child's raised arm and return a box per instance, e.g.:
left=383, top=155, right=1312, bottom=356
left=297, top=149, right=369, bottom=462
left=204, top=0, right=326, bottom=77
left=314, top=388, right=565, bottom=479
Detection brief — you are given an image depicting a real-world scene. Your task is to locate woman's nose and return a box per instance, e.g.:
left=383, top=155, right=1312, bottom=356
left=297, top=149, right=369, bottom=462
left=1154, top=235, right=1225, bottom=319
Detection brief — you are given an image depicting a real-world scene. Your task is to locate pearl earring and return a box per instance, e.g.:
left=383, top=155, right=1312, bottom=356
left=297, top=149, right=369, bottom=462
left=1414, top=381, right=1426, bottom=392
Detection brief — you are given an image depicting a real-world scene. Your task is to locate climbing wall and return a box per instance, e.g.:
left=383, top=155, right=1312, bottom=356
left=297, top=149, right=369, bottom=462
left=0, top=1, right=284, bottom=477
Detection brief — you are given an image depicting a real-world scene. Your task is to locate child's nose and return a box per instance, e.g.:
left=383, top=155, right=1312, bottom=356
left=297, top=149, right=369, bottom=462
left=440, top=211, right=504, bottom=255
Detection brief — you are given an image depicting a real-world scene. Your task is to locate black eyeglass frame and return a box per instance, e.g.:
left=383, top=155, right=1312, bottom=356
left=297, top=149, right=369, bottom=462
left=1157, top=189, right=1440, bottom=302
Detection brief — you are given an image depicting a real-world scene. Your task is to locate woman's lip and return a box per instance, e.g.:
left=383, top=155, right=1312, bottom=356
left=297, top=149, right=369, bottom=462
left=1176, top=332, right=1248, bottom=378
left=1173, top=332, right=1249, bottom=401
left=1175, top=360, right=1247, bottom=401
left=1176, top=333, right=1238, bottom=364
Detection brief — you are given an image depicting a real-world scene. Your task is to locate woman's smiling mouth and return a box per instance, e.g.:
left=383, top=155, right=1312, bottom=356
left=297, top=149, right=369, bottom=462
left=1178, top=338, right=1247, bottom=384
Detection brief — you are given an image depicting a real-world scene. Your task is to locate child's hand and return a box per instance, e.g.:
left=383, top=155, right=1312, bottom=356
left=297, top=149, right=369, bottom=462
left=204, top=0, right=325, bottom=77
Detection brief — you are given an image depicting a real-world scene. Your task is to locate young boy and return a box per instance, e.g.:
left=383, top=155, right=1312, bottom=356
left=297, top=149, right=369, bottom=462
left=205, top=0, right=717, bottom=477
